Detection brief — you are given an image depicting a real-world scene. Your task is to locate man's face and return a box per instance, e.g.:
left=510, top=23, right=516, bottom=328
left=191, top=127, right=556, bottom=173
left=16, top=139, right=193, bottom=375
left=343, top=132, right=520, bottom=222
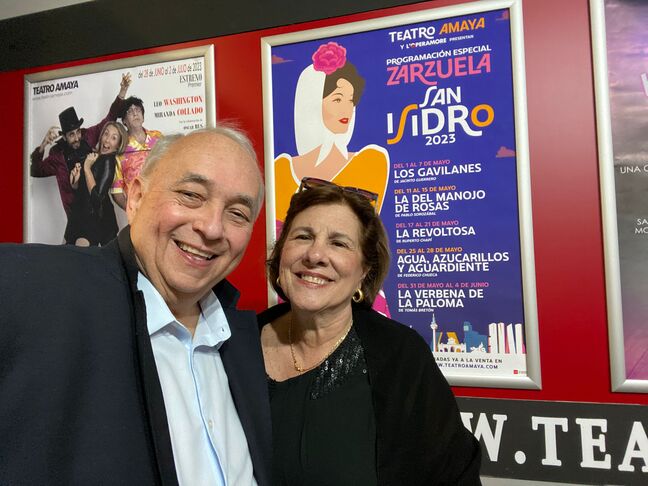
left=124, top=105, right=144, bottom=131
left=64, top=128, right=82, bottom=149
left=127, top=132, right=261, bottom=309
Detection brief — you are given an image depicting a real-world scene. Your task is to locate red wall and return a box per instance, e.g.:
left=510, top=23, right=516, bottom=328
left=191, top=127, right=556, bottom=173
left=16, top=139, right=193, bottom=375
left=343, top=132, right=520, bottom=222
left=2, top=0, right=644, bottom=405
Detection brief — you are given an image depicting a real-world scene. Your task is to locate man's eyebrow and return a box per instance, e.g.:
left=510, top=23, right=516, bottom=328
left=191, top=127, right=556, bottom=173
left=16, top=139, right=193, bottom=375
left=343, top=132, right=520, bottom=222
left=178, top=173, right=210, bottom=186
left=178, top=172, right=257, bottom=212
left=230, top=194, right=256, bottom=212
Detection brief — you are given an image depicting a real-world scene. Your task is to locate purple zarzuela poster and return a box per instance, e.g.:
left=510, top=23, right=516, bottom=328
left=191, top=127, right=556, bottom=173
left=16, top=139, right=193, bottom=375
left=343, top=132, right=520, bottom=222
left=269, top=8, right=526, bottom=380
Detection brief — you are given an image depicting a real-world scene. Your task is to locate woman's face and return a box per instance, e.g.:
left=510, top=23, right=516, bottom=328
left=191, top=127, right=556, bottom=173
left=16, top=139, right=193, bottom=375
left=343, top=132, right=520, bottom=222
left=99, top=125, right=121, bottom=154
left=321, top=78, right=355, bottom=134
left=279, top=203, right=366, bottom=317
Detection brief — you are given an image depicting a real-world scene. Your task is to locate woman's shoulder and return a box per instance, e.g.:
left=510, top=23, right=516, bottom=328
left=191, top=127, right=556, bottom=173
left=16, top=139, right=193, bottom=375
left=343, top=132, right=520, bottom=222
left=99, top=152, right=118, bottom=161
left=352, top=144, right=389, bottom=160
left=94, top=153, right=116, bottom=169
left=344, top=145, right=389, bottom=171
left=354, top=307, right=444, bottom=389
left=257, top=301, right=291, bottom=328
left=353, top=305, right=429, bottom=351
left=274, top=153, right=293, bottom=166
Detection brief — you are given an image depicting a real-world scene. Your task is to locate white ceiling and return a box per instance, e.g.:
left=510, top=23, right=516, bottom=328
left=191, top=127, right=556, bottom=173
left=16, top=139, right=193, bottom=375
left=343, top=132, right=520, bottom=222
left=0, top=0, right=94, bottom=21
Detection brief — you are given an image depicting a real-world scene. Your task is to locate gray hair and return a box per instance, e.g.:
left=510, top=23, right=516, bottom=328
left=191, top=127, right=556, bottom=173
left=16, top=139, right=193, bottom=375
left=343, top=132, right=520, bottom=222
left=140, top=125, right=264, bottom=217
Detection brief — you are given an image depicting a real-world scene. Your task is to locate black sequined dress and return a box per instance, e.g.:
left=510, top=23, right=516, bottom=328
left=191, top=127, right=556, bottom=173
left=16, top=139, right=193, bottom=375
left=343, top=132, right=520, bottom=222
left=266, top=326, right=378, bottom=486
left=259, top=302, right=483, bottom=486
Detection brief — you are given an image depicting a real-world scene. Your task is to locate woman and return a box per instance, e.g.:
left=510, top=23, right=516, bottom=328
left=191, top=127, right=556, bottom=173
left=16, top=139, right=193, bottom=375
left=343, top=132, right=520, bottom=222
left=274, top=42, right=389, bottom=222
left=259, top=178, right=482, bottom=485
left=67, top=121, right=127, bottom=246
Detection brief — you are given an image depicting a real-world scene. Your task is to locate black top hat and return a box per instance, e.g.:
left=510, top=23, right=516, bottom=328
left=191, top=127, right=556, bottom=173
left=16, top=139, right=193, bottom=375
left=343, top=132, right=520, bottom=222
left=58, top=107, right=84, bottom=135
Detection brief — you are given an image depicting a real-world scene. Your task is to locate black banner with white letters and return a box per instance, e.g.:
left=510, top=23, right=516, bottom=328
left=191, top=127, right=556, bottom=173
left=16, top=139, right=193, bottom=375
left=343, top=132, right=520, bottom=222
left=457, top=397, right=648, bottom=484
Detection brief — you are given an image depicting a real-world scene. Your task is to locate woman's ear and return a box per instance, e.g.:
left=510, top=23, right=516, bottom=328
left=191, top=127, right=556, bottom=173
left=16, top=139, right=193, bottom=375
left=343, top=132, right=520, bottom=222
left=359, top=268, right=369, bottom=289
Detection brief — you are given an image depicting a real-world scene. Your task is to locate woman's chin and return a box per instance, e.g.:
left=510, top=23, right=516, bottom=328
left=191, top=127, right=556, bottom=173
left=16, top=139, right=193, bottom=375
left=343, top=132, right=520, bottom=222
left=289, top=297, right=352, bottom=316
left=330, top=127, right=349, bottom=135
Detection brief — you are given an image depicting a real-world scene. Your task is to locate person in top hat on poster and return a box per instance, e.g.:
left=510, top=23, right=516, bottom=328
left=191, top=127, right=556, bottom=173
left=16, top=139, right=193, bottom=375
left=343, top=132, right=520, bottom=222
left=30, top=73, right=131, bottom=243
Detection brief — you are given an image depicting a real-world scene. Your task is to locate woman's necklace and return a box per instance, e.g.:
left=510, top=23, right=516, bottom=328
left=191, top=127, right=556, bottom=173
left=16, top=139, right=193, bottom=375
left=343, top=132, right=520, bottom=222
left=288, top=317, right=353, bottom=374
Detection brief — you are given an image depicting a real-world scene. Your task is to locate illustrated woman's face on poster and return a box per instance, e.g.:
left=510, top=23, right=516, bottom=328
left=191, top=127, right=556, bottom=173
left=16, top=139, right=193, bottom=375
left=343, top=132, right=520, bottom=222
left=321, top=78, right=355, bottom=134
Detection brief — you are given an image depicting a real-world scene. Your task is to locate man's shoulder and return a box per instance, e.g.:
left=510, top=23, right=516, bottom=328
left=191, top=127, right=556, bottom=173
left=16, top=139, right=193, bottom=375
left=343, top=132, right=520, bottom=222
left=0, top=243, right=125, bottom=286
left=212, top=278, right=243, bottom=310
left=147, top=129, right=163, bottom=139
left=0, top=241, right=110, bottom=258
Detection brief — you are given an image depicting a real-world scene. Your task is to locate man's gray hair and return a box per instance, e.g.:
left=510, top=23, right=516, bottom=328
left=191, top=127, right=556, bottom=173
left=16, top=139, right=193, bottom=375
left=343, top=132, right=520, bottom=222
left=140, top=125, right=265, bottom=217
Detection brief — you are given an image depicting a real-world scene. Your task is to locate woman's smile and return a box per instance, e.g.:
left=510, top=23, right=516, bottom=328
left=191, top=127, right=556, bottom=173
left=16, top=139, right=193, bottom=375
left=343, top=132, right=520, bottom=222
left=279, top=203, right=366, bottom=316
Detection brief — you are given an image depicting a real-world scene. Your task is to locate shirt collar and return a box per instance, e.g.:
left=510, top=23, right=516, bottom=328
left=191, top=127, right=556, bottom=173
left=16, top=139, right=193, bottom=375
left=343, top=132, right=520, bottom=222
left=137, top=272, right=231, bottom=348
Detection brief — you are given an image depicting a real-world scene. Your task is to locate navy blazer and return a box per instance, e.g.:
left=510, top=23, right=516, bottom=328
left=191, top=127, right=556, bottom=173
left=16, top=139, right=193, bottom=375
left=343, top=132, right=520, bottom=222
left=0, top=229, right=271, bottom=485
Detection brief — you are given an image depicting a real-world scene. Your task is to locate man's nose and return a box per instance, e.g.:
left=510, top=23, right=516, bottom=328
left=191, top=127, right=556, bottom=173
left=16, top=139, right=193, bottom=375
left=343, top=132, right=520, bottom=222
left=193, top=208, right=225, bottom=241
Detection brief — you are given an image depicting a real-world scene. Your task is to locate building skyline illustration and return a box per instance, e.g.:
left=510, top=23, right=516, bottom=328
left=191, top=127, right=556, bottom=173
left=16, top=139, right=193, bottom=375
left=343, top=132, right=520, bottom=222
left=429, top=311, right=525, bottom=354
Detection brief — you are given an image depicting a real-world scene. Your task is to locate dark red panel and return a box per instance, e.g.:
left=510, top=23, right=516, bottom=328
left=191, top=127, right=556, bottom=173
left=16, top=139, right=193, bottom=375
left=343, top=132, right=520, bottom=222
left=2, top=0, right=646, bottom=405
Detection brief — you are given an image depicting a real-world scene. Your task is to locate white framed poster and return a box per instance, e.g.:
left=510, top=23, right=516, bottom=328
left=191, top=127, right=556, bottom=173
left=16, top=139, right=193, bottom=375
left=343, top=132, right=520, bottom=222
left=24, top=45, right=215, bottom=244
left=262, top=0, right=540, bottom=388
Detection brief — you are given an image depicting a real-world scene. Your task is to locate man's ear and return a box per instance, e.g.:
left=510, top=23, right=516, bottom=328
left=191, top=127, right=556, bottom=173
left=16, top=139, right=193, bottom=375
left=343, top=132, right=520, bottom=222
left=126, top=177, right=144, bottom=224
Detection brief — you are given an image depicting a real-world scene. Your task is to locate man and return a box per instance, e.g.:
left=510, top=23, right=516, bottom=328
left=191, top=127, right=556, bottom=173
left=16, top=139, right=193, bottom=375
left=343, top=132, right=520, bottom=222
left=0, top=127, right=271, bottom=485
left=30, top=74, right=130, bottom=241
left=111, top=95, right=164, bottom=210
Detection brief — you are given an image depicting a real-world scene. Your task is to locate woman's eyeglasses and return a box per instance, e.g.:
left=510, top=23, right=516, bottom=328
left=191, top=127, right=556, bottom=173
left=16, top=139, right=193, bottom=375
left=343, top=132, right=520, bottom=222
left=298, top=177, right=379, bottom=205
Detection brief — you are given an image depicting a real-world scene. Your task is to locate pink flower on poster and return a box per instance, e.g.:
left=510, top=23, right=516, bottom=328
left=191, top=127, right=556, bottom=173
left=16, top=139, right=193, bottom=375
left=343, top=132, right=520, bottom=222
left=312, top=42, right=347, bottom=75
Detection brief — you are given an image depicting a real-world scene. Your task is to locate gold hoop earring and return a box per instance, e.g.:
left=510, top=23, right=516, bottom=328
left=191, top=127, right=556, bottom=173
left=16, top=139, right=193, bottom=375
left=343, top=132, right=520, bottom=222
left=352, top=288, right=364, bottom=303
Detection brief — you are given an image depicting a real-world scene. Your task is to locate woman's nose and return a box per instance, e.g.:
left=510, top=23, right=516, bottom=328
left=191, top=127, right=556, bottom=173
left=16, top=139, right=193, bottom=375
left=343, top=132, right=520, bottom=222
left=303, top=240, right=327, bottom=266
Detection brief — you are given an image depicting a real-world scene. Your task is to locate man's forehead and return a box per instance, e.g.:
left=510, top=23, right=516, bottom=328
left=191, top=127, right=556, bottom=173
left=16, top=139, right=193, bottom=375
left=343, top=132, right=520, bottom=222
left=177, top=170, right=255, bottom=195
left=171, top=133, right=244, bottom=160
left=166, top=135, right=257, bottom=176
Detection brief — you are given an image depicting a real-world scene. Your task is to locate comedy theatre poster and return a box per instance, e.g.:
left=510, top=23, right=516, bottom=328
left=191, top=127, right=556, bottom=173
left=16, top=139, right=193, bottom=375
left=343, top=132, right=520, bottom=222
left=262, top=0, right=539, bottom=388
left=592, top=0, right=648, bottom=392
left=24, top=46, right=215, bottom=245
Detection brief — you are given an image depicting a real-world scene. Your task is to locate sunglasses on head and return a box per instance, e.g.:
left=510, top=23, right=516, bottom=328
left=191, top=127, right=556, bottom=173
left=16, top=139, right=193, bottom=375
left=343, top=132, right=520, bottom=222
left=298, top=177, right=379, bottom=205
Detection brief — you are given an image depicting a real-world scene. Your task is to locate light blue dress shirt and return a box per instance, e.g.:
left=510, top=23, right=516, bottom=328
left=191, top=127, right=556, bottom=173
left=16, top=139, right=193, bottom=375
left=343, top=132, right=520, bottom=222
left=138, top=273, right=257, bottom=486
